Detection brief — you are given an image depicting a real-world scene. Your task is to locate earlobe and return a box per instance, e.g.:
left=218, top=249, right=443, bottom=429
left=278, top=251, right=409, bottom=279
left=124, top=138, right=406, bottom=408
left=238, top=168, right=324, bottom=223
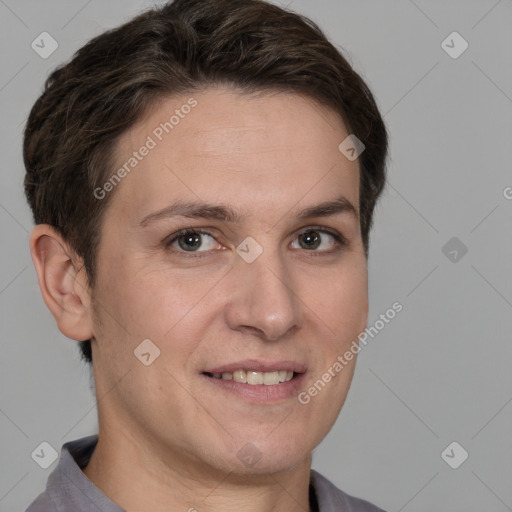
left=29, top=224, right=94, bottom=342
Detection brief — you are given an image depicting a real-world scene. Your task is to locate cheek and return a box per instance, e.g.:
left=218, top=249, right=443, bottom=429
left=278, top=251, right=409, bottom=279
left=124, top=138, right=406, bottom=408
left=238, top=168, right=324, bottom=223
left=308, top=259, right=368, bottom=339
left=100, top=256, right=201, bottom=331
left=99, top=263, right=226, bottom=375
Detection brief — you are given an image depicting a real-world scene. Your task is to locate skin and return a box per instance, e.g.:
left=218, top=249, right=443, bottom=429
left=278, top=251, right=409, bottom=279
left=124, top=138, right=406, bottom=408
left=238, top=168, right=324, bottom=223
left=30, top=87, right=368, bottom=512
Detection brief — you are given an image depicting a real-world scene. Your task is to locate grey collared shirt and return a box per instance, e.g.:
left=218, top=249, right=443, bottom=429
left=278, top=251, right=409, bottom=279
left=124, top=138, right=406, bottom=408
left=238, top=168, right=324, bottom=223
left=25, top=435, right=386, bottom=512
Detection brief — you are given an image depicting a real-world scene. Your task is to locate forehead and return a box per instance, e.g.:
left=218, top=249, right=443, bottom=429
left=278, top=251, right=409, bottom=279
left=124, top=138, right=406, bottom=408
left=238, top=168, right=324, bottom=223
left=107, top=88, right=360, bottom=223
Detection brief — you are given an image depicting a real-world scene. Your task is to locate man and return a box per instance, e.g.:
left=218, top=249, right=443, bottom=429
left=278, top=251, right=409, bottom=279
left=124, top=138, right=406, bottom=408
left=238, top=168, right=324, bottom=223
left=24, top=0, right=389, bottom=510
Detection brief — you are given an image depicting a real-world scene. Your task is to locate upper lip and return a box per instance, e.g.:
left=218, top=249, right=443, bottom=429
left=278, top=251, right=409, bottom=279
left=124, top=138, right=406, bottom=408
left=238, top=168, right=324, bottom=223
left=203, top=359, right=307, bottom=374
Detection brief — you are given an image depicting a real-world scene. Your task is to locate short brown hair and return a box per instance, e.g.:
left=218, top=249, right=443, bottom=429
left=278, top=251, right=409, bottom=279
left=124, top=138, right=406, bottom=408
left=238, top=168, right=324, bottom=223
left=23, top=0, right=389, bottom=365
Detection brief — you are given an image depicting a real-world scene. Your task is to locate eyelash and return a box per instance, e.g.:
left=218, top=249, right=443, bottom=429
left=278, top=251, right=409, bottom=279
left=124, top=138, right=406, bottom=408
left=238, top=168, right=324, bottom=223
left=163, top=226, right=348, bottom=259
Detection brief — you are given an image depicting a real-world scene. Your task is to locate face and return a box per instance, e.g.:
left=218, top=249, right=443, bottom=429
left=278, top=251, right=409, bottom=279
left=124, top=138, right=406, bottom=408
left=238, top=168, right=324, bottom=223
left=88, top=87, right=368, bottom=477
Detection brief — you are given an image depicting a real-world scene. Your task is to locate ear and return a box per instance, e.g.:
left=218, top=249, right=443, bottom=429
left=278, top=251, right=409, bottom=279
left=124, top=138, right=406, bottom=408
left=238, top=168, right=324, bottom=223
left=29, top=224, right=94, bottom=342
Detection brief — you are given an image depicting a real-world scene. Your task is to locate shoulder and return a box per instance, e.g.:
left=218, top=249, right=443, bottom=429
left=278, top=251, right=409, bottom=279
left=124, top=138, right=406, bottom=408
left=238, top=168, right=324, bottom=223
left=24, top=491, right=57, bottom=512
left=311, top=470, right=387, bottom=512
left=24, top=435, right=100, bottom=512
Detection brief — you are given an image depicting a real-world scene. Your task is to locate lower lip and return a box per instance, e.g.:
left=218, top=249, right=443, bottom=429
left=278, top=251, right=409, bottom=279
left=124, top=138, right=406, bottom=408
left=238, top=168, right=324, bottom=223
left=201, top=373, right=307, bottom=403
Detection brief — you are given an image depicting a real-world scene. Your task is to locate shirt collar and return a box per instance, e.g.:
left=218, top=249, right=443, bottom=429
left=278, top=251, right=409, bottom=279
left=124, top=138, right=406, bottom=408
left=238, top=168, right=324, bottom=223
left=46, top=435, right=124, bottom=512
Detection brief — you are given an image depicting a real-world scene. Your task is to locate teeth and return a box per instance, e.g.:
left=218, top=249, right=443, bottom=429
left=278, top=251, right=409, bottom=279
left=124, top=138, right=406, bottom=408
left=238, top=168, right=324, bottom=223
left=210, top=370, right=295, bottom=386
left=263, top=371, right=279, bottom=385
left=233, top=370, right=246, bottom=383
left=247, top=371, right=264, bottom=385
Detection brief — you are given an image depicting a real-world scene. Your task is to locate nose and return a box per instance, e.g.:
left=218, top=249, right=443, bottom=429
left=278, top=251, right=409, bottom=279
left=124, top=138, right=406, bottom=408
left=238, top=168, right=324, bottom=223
left=224, top=246, right=303, bottom=342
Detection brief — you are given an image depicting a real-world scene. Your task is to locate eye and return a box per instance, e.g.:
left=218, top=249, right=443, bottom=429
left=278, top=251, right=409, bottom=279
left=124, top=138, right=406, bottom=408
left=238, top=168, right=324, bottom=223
left=164, top=226, right=347, bottom=258
left=165, top=228, right=221, bottom=255
left=290, top=227, right=346, bottom=253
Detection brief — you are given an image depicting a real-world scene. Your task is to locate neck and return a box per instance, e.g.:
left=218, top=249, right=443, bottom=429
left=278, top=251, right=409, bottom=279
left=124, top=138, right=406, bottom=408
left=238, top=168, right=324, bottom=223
left=83, top=426, right=314, bottom=512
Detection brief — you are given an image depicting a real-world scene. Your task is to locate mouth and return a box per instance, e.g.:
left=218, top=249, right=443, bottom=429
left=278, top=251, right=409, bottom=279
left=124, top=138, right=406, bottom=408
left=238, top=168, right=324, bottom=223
left=201, top=360, right=307, bottom=402
left=203, top=369, right=297, bottom=386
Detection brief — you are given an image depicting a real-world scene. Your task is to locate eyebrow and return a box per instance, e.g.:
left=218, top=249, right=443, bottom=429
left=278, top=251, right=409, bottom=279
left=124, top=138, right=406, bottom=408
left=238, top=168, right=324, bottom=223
left=139, top=195, right=358, bottom=227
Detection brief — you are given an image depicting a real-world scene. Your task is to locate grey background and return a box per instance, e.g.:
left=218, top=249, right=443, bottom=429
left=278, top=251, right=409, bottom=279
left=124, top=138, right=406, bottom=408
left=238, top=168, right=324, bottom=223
left=1, top=0, right=511, bottom=510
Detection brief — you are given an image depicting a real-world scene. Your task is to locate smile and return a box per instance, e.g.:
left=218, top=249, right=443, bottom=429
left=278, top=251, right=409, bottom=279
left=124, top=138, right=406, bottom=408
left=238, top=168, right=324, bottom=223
left=201, top=360, right=306, bottom=402
left=204, top=370, right=295, bottom=386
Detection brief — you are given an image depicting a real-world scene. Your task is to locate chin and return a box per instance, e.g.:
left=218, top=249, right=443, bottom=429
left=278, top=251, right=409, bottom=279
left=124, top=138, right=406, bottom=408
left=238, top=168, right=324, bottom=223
left=208, top=451, right=310, bottom=479
left=209, top=431, right=314, bottom=477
